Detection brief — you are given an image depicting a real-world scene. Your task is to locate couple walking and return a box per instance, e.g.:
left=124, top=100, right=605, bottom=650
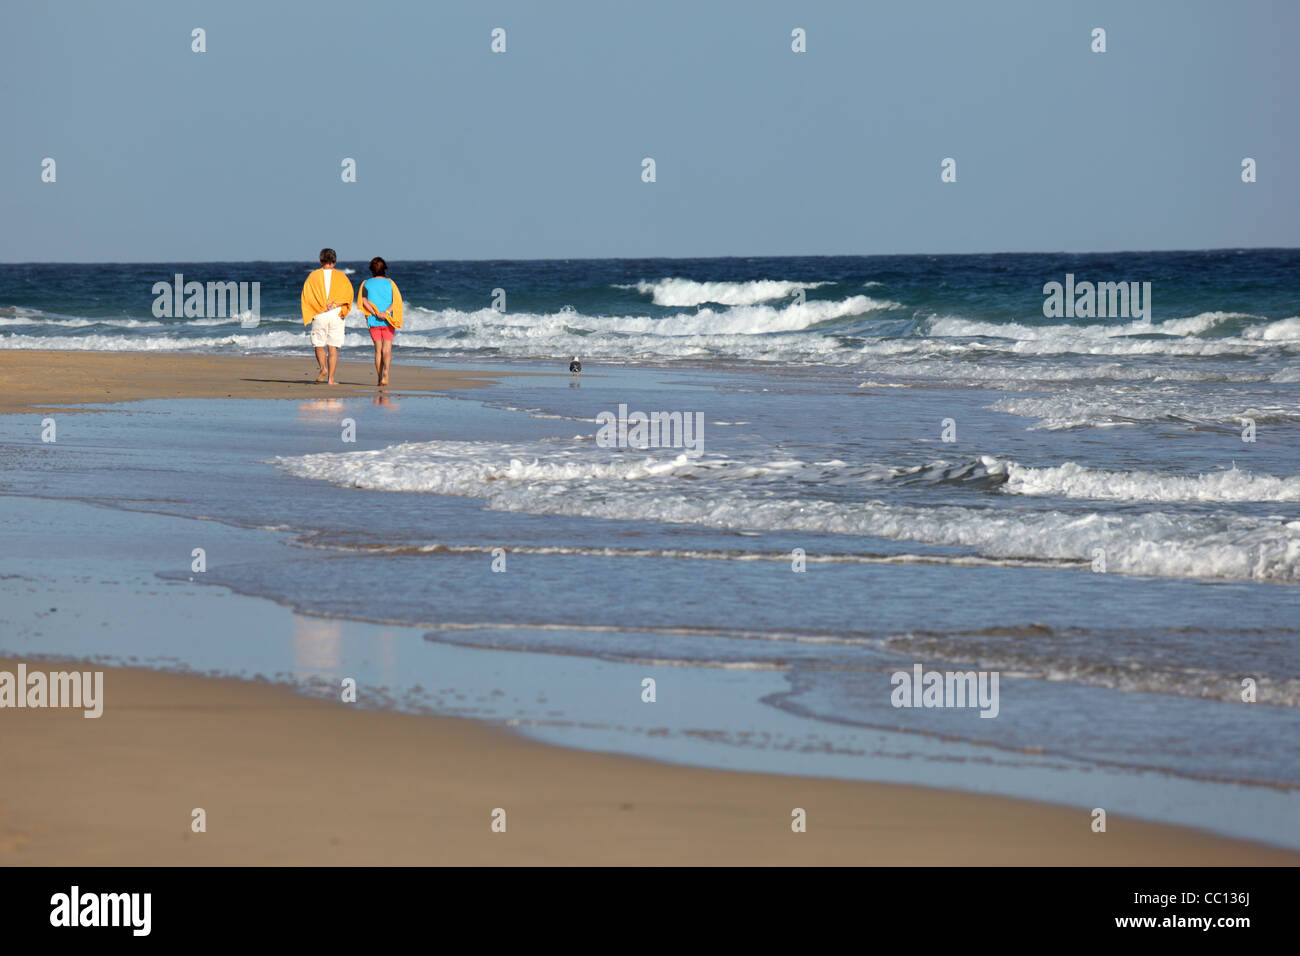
left=300, top=248, right=404, bottom=387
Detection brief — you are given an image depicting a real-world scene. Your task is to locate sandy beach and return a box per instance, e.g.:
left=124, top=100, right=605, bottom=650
left=0, top=351, right=1296, bottom=865
left=0, top=350, right=503, bottom=414
left=3, top=657, right=1295, bottom=866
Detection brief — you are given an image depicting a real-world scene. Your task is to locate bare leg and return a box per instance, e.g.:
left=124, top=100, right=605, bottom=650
left=313, top=346, right=328, bottom=382
left=380, top=339, right=392, bottom=386
left=373, top=337, right=383, bottom=385
left=327, top=346, right=340, bottom=385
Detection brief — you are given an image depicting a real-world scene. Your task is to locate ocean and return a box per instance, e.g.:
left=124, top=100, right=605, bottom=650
left=2, top=251, right=1298, bottom=845
left=3, top=252, right=1299, bottom=375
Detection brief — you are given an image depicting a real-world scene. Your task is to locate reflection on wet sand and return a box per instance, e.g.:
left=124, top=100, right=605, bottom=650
left=296, top=398, right=345, bottom=421
left=292, top=616, right=343, bottom=682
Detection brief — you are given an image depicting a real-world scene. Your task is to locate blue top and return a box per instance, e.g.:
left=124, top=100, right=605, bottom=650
left=360, top=277, right=394, bottom=327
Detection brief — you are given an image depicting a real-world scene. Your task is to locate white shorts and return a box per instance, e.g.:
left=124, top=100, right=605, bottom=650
left=309, top=309, right=345, bottom=348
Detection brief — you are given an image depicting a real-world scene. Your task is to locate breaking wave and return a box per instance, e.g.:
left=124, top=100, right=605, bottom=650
left=274, top=441, right=1300, bottom=584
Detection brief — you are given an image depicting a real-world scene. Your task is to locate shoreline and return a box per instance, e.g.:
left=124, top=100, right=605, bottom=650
left=3, top=655, right=1296, bottom=866
left=0, top=350, right=511, bottom=414
left=1, top=353, right=1296, bottom=863
left=6, top=486, right=1299, bottom=854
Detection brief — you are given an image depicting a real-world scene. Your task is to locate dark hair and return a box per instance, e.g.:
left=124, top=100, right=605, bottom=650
left=369, top=257, right=388, bottom=277
left=319, top=248, right=337, bottom=265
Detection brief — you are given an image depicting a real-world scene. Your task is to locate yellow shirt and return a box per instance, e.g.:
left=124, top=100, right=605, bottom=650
left=301, top=267, right=355, bottom=325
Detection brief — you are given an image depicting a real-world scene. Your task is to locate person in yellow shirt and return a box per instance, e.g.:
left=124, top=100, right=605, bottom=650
left=300, top=248, right=355, bottom=385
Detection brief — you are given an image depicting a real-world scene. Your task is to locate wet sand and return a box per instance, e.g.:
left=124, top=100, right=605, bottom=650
left=2, top=658, right=1295, bottom=866
left=0, top=351, right=505, bottom=414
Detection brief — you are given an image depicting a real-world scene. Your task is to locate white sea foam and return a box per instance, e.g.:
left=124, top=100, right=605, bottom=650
left=867, top=357, right=1279, bottom=387
left=275, top=441, right=1300, bottom=583
left=370, top=303, right=1294, bottom=368
left=0, top=315, right=173, bottom=329
left=0, top=331, right=316, bottom=351
left=3, top=288, right=1293, bottom=378
left=1243, top=316, right=1300, bottom=341
left=403, top=295, right=896, bottom=339
left=926, top=313, right=1300, bottom=357
left=990, top=390, right=1300, bottom=430
left=618, top=278, right=835, bottom=306
left=305, top=539, right=1078, bottom=569
left=887, top=454, right=1300, bottom=504
left=997, top=459, right=1300, bottom=503
left=930, top=311, right=1254, bottom=341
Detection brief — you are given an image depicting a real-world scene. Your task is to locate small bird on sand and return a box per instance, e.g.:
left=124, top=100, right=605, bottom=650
left=569, top=356, right=582, bottom=374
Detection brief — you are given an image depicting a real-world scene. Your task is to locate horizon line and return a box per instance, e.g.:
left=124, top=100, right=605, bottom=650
left=1, top=245, right=1296, bottom=266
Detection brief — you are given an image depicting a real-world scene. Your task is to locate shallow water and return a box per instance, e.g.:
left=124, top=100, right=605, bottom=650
left=1, top=359, right=1297, bottom=806
left=3, top=494, right=1298, bottom=849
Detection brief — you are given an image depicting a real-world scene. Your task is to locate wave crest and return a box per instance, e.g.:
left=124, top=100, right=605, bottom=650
left=619, top=277, right=834, bottom=306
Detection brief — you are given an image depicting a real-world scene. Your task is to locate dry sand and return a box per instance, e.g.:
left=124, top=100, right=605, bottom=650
left=1, top=659, right=1294, bottom=866
left=0, top=350, right=504, bottom=414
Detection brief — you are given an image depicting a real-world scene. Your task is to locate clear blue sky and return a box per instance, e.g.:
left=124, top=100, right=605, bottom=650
left=1, top=0, right=1295, bottom=261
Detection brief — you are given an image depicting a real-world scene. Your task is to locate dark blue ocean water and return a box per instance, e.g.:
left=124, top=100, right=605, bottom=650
left=2, top=251, right=1298, bottom=377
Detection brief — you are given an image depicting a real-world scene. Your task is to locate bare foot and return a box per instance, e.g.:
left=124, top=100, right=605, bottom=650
left=327, top=380, right=340, bottom=386
left=380, top=376, right=389, bottom=387
left=315, top=369, right=327, bottom=383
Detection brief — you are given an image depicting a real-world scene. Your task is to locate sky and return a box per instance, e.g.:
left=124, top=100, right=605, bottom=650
left=1, top=0, right=1296, bottom=262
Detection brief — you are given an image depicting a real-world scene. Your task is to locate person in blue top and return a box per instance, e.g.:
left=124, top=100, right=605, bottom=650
left=357, top=257, right=403, bottom=387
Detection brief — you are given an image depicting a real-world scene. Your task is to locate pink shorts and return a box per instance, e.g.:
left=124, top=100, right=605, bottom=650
left=369, top=325, right=394, bottom=342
